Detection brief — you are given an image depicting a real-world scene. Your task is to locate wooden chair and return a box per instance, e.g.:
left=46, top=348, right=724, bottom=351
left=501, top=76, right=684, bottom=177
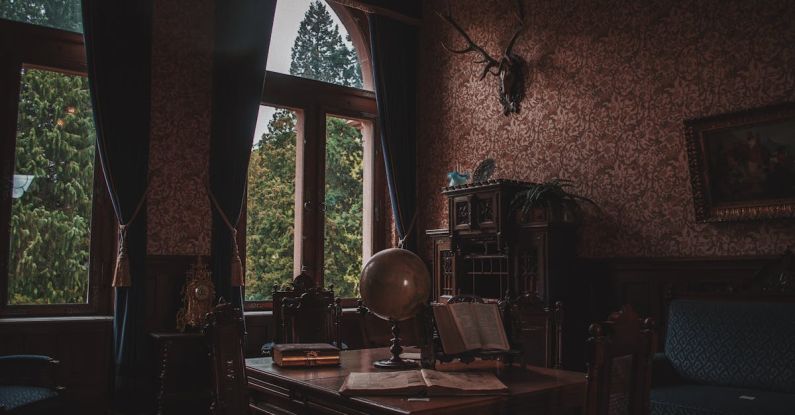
left=503, top=293, right=563, bottom=368
left=271, top=274, right=342, bottom=348
left=584, top=304, right=656, bottom=415
left=204, top=302, right=247, bottom=415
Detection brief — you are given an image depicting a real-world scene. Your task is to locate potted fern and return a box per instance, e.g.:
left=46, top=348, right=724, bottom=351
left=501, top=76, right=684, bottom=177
left=511, top=178, right=597, bottom=224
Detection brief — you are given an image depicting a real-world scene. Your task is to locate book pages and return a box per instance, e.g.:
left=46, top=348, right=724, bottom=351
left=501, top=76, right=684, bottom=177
left=448, top=302, right=484, bottom=350
left=339, top=371, right=426, bottom=396
left=420, top=369, right=508, bottom=395
left=474, top=303, right=510, bottom=350
left=433, top=304, right=467, bottom=354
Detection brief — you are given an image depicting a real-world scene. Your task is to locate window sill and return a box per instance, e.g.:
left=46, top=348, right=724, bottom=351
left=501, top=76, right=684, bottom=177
left=243, top=307, right=360, bottom=318
left=0, top=315, right=113, bottom=325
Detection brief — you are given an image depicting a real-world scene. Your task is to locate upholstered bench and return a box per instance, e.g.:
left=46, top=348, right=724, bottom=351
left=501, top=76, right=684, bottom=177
left=650, top=299, right=795, bottom=415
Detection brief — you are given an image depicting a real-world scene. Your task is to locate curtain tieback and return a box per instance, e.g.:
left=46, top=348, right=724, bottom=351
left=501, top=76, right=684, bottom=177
left=207, top=183, right=244, bottom=287
left=397, top=211, right=418, bottom=250
left=111, top=185, right=149, bottom=287
left=112, top=224, right=131, bottom=287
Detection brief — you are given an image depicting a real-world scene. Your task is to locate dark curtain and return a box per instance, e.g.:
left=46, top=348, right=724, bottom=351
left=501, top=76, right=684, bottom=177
left=82, top=0, right=152, bottom=411
left=209, top=0, right=276, bottom=305
left=368, top=14, right=419, bottom=250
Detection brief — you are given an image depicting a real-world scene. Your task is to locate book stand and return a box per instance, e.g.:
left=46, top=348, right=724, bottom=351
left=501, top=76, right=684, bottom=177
left=423, top=295, right=522, bottom=366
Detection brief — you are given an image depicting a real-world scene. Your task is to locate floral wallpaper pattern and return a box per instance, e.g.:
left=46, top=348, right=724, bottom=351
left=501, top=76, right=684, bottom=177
left=147, top=0, right=213, bottom=255
left=417, top=0, right=795, bottom=258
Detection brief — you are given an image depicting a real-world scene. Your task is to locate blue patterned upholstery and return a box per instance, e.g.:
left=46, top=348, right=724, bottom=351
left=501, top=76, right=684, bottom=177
left=0, top=386, right=58, bottom=411
left=664, top=300, right=795, bottom=393
left=651, top=384, right=795, bottom=415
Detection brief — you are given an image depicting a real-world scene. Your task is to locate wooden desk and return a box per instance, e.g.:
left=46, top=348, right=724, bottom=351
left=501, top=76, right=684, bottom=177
left=246, top=348, right=585, bottom=415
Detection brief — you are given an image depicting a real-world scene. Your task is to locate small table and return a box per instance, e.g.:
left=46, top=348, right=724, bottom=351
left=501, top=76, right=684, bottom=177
left=246, top=348, right=585, bottom=415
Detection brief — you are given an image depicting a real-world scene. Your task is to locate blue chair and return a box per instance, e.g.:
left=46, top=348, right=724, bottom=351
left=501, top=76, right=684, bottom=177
left=0, top=355, right=62, bottom=415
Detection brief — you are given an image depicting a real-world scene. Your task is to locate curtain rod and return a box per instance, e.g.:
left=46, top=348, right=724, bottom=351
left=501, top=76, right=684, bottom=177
left=327, top=0, right=422, bottom=26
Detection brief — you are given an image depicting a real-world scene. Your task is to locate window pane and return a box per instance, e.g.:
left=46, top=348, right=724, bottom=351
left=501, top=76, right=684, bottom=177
left=0, top=0, right=83, bottom=33
left=8, top=67, right=94, bottom=305
left=267, top=0, right=368, bottom=90
left=324, top=116, right=363, bottom=298
left=246, top=106, right=297, bottom=301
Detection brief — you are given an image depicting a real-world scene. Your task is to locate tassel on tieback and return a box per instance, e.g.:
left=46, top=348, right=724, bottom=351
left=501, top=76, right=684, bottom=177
left=112, top=224, right=132, bottom=287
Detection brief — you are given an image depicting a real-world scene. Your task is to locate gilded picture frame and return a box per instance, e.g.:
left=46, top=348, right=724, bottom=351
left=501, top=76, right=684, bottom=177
left=685, top=102, right=795, bottom=222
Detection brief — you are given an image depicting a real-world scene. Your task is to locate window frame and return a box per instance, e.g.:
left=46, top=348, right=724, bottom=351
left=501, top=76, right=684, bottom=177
left=242, top=71, right=386, bottom=311
left=0, top=20, right=116, bottom=317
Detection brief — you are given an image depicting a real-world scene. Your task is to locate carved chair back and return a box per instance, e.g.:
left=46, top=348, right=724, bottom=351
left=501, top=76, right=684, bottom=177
left=584, top=304, right=656, bottom=415
left=503, top=293, right=563, bottom=368
left=203, top=302, right=247, bottom=415
left=272, top=274, right=341, bottom=348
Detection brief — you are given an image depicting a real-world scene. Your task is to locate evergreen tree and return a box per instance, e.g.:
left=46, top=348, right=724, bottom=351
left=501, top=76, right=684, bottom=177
left=0, top=0, right=83, bottom=32
left=289, top=0, right=362, bottom=88
left=9, top=68, right=95, bottom=304
left=246, top=0, right=365, bottom=299
left=245, top=110, right=297, bottom=300
left=323, top=117, right=363, bottom=298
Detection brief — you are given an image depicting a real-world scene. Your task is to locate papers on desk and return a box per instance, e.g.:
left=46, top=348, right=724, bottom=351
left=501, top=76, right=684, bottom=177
left=339, top=369, right=508, bottom=396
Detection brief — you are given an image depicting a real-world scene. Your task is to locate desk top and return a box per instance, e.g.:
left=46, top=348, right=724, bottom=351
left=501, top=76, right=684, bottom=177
left=246, top=348, right=585, bottom=415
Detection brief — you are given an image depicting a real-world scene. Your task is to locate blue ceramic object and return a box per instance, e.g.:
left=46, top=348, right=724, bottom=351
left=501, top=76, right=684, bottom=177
left=447, top=171, right=469, bottom=187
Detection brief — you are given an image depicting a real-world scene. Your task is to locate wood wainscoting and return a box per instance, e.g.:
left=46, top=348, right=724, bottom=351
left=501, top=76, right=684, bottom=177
left=0, top=316, right=112, bottom=414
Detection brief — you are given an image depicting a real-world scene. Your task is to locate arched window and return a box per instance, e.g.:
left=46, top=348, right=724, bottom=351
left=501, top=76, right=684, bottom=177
left=244, top=0, right=383, bottom=306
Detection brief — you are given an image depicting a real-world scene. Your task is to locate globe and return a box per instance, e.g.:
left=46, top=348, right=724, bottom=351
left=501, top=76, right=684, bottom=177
left=359, top=248, right=431, bottom=322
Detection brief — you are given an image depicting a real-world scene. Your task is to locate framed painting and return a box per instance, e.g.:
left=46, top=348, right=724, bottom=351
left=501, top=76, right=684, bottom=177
left=685, top=102, right=795, bottom=222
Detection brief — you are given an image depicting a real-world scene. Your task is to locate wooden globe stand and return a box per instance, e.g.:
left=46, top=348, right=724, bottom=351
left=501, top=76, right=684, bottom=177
left=373, top=319, right=418, bottom=369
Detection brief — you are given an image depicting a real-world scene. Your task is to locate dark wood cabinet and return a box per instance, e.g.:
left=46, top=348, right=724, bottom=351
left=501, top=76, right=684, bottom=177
left=428, top=180, right=578, bottom=303
left=150, top=332, right=211, bottom=415
left=427, top=180, right=587, bottom=369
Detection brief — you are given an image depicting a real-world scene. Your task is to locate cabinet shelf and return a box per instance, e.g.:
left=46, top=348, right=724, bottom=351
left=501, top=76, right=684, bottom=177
left=465, top=271, right=509, bottom=276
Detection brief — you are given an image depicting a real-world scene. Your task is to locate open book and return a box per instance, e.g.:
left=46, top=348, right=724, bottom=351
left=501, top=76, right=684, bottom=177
left=432, top=302, right=510, bottom=355
left=339, top=369, right=508, bottom=396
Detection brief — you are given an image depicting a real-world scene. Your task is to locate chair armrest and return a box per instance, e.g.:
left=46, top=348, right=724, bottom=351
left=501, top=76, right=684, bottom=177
left=0, top=355, right=60, bottom=388
left=651, top=353, right=681, bottom=387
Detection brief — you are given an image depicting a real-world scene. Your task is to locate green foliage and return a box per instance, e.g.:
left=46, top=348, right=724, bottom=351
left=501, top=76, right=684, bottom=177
left=245, top=111, right=297, bottom=301
left=245, top=0, right=365, bottom=300
left=289, top=0, right=362, bottom=88
left=0, top=0, right=83, bottom=32
left=8, top=68, right=95, bottom=304
left=323, top=117, right=363, bottom=298
left=511, top=178, right=598, bottom=217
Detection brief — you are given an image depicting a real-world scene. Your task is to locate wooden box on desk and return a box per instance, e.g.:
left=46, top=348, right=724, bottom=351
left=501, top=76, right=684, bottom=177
left=272, top=343, right=340, bottom=367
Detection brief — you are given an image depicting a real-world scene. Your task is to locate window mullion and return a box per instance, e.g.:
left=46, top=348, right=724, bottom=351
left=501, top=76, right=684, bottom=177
left=0, top=59, right=23, bottom=312
left=296, top=105, right=326, bottom=288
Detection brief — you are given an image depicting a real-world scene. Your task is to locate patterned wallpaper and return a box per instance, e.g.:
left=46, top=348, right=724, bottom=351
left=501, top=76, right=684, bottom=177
left=147, top=0, right=213, bottom=255
left=417, top=0, right=795, bottom=258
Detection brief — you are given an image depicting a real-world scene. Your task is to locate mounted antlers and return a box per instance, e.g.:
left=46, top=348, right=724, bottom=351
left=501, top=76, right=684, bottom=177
left=437, top=0, right=526, bottom=115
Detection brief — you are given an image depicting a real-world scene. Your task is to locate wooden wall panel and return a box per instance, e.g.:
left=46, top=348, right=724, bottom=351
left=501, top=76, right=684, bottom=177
left=0, top=317, right=112, bottom=414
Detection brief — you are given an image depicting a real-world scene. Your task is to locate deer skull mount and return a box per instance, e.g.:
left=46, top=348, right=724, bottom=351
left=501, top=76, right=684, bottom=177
left=437, top=1, right=526, bottom=116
